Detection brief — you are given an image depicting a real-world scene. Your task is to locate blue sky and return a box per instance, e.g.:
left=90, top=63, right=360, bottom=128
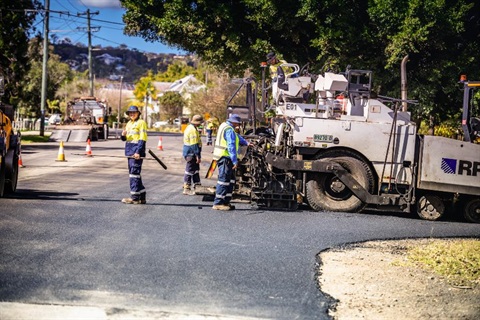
left=43, top=0, right=183, bottom=54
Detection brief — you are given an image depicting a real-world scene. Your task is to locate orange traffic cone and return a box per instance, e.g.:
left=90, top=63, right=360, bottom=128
left=56, top=141, right=67, bottom=162
left=18, top=152, right=25, bottom=168
left=157, top=136, right=164, bottom=151
left=85, top=139, right=93, bottom=156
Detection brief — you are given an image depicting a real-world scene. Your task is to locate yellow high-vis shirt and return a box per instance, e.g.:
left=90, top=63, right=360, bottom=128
left=183, top=123, right=202, bottom=147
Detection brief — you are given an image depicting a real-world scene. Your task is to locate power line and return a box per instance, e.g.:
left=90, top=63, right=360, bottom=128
left=6, top=8, right=123, bottom=25
left=17, top=6, right=175, bottom=54
left=49, top=14, right=83, bottom=34
left=92, top=34, right=125, bottom=47
left=76, top=0, right=89, bottom=9
left=63, top=0, right=81, bottom=12
left=52, top=0, right=75, bottom=12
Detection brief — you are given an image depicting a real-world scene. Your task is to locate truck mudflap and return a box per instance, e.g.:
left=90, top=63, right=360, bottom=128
left=264, top=153, right=400, bottom=206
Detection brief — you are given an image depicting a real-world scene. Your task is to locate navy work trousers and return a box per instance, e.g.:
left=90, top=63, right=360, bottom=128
left=213, top=157, right=235, bottom=205
left=184, top=156, right=201, bottom=186
left=128, top=158, right=146, bottom=200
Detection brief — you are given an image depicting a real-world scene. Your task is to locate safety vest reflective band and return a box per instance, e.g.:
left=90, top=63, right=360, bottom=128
left=213, top=122, right=239, bottom=160
left=183, top=123, right=202, bottom=147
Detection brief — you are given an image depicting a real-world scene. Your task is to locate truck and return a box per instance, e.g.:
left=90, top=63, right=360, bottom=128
left=51, top=96, right=110, bottom=142
left=221, top=62, right=480, bottom=223
left=0, top=103, right=21, bottom=197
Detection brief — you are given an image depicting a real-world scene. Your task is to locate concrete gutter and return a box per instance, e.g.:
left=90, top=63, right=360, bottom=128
left=0, top=302, right=260, bottom=320
left=0, top=302, right=107, bottom=320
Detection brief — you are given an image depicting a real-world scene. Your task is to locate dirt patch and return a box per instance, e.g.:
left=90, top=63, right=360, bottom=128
left=318, top=239, right=480, bottom=320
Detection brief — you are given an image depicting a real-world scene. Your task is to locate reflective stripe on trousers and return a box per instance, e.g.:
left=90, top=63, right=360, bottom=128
left=213, top=157, right=235, bottom=205
left=129, top=158, right=146, bottom=200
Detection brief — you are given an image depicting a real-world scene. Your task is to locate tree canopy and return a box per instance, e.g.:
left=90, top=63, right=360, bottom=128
left=0, top=0, right=41, bottom=105
left=121, top=0, right=480, bottom=122
left=156, top=60, right=204, bottom=82
left=18, top=37, right=72, bottom=118
left=158, top=91, right=185, bottom=120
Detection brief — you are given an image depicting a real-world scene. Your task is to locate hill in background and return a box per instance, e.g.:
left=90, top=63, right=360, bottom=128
left=53, top=41, right=191, bottom=83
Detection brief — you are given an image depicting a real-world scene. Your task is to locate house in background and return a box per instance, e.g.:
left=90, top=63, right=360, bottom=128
left=154, top=75, right=206, bottom=117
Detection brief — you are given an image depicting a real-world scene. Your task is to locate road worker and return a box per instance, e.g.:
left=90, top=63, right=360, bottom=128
left=266, top=51, right=295, bottom=80
left=212, top=114, right=249, bottom=211
left=121, top=106, right=147, bottom=204
left=206, top=120, right=216, bottom=146
left=183, top=114, right=203, bottom=195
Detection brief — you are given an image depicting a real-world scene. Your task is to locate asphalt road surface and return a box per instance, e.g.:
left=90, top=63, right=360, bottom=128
left=1, top=132, right=478, bottom=319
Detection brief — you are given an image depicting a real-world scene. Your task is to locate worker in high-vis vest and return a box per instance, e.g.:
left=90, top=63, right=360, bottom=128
left=212, top=114, right=249, bottom=211
left=183, top=114, right=204, bottom=195
left=121, top=106, right=148, bottom=204
left=266, top=51, right=293, bottom=80
left=206, top=120, right=216, bottom=145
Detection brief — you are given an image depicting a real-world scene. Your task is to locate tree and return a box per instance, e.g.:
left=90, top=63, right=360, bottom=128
left=364, top=0, right=480, bottom=124
left=121, top=0, right=480, bottom=125
left=17, top=37, right=72, bottom=118
left=121, top=0, right=320, bottom=76
left=0, top=0, right=41, bottom=106
left=133, top=71, right=157, bottom=111
left=158, top=91, right=185, bottom=120
left=189, top=71, right=237, bottom=121
left=156, top=59, right=206, bottom=82
left=56, top=72, right=91, bottom=104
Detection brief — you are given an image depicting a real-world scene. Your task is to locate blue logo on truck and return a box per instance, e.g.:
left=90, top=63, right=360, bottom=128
left=442, top=158, right=479, bottom=176
left=441, top=158, right=456, bottom=174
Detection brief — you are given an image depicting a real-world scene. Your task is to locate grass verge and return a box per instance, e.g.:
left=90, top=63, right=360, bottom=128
left=21, top=134, right=50, bottom=143
left=405, top=238, right=480, bottom=287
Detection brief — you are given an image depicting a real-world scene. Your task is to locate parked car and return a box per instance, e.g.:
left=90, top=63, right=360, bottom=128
left=48, top=114, right=62, bottom=125
left=153, top=121, right=169, bottom=128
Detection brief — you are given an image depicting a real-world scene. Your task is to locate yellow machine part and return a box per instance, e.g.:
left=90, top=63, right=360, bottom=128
left=0, top=110, right=12, bottom=153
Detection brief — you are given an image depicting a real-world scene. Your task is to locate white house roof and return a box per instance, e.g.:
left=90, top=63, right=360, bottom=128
left=152, top=82, right=173, bottom=92
left=167, top=75, right=206, bottom=94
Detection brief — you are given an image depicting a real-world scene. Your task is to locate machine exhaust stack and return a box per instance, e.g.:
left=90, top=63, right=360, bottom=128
left=401, top=55, right=409, bottom=112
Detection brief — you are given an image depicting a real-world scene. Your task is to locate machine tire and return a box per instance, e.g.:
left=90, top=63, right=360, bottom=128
left=90, top=128, right=99, bottom=141
left=5, top=149, right=18, bottom=193
left=306, top=156, right=374, bottom=212
left=416, top=194, right=445, bottom=221
left=463, top=198, right=480, bottom=223
left=0, top=156, right=6, bottom=197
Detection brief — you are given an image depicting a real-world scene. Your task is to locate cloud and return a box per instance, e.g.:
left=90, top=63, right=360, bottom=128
left=78, top=0, right=122, bottom=8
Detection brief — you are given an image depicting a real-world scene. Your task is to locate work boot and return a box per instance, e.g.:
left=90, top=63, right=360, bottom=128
left=183, top=183, right=191, bottom=195
left=225, top=203, right=236, bottom=210
left=121, top=198, right=146, bottom=204
left=207, top=186, right=216, bottom=194
left=212, top=204, right=231, bottom=211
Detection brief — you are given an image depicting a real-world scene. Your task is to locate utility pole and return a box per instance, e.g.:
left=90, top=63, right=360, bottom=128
left=144, top=89, right=149, bottom=123
left=118, top=76, right=123, bottom=124
left=39, top=0, right=50, bottom=137
left=116, top=76, right=123, bottom=138
left=77, top=9, right=99, bottom=97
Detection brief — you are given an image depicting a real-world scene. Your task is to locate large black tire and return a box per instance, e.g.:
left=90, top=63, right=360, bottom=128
left=0, top=156, right=6, bottom=197
left=416, top=194, right=445, bottom=221
left=464, top=198, right=480, bottom=224
left=5, top=150, right=18, bottom=193
left=306, top=156, right=374, bottom=212
left=90, top=129, right=99, bottom=141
